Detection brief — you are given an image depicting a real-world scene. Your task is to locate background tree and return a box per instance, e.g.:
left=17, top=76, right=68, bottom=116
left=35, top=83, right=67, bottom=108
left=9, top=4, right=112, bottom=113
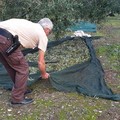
left=0, top=0, right=113, bottom=38
left=109, top=0, right=120, bottom=15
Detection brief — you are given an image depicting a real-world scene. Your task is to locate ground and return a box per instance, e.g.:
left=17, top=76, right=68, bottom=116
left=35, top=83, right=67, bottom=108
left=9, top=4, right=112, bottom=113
left=0, top=15, right=120, bottom=120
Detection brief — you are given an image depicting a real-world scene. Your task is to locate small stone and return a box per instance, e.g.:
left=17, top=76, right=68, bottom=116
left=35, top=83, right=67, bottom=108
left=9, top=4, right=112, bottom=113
left=8, top=109, right=12, bottom=112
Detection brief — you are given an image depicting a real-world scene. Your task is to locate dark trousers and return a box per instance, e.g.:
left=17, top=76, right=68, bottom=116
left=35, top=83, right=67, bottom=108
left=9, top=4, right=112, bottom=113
left=0, top=29, right=29, bottom=102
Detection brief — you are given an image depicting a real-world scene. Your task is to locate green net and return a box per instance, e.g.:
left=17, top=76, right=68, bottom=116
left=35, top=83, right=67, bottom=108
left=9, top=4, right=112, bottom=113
left=69, top=21, right=97, bottom=32
left=0, top=36, right=120, bottom=101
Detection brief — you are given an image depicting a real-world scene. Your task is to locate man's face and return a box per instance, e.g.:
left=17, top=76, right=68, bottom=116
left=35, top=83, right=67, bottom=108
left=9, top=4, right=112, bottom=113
left=44, top=28, right=52, bottom=36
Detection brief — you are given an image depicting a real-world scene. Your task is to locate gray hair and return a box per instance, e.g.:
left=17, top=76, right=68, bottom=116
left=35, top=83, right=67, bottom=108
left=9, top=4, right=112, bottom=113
left=38, top=18, right=53, bottom=30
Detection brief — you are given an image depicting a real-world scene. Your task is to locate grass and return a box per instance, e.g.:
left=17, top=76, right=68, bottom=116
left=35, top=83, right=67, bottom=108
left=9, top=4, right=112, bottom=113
left=13, top=94, right=110, bottom=120
left=96, top=44, right=120, bottom=71
left=104, top=15, right=120, bottom=27
left=92, top=14, right=120, bottom=38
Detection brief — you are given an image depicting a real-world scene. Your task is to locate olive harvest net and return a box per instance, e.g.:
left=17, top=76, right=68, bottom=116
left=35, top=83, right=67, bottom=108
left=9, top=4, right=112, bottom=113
left=0, top=36, right=120, bottom=101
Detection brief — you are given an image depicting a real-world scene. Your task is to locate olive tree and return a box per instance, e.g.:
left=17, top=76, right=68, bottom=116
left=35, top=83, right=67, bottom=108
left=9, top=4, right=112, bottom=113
left=0, top=0, right=112, bottom=38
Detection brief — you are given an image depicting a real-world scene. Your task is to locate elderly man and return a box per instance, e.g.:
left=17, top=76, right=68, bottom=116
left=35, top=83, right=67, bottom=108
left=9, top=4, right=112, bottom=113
left=0, top=18, right=53, bottom=105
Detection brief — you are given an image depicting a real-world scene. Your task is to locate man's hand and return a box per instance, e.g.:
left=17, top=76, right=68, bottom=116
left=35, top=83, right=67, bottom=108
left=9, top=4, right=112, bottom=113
left=41, top=72, right=50, bottom=79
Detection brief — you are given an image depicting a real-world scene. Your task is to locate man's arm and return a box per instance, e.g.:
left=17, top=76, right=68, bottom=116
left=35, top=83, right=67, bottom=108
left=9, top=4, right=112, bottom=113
left=38, top=49, right=49, bottom=79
